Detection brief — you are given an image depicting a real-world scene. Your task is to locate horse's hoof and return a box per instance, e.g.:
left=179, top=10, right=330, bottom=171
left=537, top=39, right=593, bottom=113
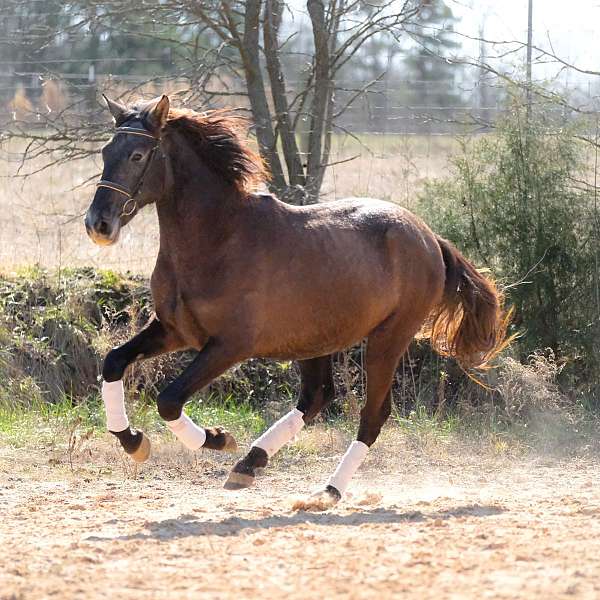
left=223, top=471, right=255, bottom=490
left=204, top=427, right=238, bottom=452
left=224, top=447, right=267, bottom=490
left=221, top=430, right=238, bottom=452
left=129, top=433, right=151, bottom=463
left=292, top=485, right=341, bottom=512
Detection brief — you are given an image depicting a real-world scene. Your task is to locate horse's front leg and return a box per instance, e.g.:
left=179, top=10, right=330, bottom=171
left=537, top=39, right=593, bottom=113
left=102, top=316, right=182, bottom=462
left=156, top=338, right=241, bottom=453
left=224, top=355, right=334, bottom=489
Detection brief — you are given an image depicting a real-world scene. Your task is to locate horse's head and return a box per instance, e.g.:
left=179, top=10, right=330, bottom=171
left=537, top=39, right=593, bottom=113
left=85, top=94, right=170, bottom=246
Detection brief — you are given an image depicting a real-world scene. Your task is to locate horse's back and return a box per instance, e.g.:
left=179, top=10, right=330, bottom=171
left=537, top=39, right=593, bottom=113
left=286, top=196, right=445, bottom=293
left=291, top=196, right=439, bottom=247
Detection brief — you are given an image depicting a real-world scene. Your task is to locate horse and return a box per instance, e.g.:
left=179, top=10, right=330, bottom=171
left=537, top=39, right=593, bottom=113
left=85, top=95, right=511, bottom=506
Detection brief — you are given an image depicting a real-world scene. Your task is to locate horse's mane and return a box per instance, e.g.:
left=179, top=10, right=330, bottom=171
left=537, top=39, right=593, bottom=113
left=164, top=108, right=268, bottom=192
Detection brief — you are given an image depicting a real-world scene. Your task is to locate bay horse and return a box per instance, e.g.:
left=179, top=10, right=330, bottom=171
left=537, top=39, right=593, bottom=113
left=85, top=95, right=510, bottom=506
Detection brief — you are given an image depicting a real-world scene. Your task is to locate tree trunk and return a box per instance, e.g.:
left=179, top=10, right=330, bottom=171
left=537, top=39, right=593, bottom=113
left=264, top=0, right=306, bottom=201
left=305, top=0, right=332, bottom=203
left=241, top=0, right=287, bottom=193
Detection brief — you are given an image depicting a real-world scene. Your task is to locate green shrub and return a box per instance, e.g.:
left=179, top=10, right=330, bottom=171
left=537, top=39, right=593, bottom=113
left=418, top=92, right=600, bottom=404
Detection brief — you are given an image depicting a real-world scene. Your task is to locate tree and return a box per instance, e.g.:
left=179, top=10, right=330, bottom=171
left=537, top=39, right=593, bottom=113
left=2, top=1, right=428, bottom=203
left=402, top=1, right=463, bottom=115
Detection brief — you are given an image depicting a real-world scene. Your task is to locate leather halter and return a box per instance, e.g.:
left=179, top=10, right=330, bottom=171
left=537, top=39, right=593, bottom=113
left=96, top=126, right=160, bottom=217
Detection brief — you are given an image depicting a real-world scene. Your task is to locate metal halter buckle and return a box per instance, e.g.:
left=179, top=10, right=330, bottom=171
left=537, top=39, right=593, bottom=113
left=121, top=197, right=137, bottom=216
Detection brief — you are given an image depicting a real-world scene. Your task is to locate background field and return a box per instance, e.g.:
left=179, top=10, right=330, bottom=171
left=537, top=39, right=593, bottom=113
left=0, top=133, right=457, bottom=273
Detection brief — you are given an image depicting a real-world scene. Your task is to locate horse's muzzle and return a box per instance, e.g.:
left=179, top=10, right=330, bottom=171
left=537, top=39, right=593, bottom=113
left=84, top=211, right=120, bottom=246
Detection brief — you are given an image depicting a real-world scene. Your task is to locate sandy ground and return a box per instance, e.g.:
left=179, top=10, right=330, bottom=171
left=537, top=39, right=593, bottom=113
left=1, top=433, right=599, bottom=600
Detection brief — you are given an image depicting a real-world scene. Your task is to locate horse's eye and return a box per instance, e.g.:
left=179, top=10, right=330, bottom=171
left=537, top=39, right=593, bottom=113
left=131, top=152, right=144, bottom=162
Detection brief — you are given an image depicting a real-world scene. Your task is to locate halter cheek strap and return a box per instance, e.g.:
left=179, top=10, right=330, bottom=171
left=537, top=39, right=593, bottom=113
left=96, top=126, right=161, bottom=217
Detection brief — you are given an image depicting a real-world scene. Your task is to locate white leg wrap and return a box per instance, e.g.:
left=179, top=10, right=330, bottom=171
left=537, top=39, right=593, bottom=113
left=166, top=413, right=207, bottom=451
left=102, top=380, right=129, bottom=432
left=327, top=440, right=369, bottom=495
left=252, top=408, right=305, bottom=457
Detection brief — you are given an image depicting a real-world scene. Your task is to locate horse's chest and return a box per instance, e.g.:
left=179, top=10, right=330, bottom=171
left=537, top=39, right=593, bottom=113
left=152, top=286, right=209, bottom=349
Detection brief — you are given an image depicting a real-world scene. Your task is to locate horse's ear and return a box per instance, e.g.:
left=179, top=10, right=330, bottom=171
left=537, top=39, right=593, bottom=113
left=102, top=94, right=127, bottom=124
left=141, top=95, right=170, bottom=133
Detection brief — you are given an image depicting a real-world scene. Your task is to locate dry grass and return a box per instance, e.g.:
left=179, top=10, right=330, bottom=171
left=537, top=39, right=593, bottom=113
left=497, top=351, right=567, bottom=423
left=323, top=133, right=457, bottom=207
left=0, top=133, right=457, bottom=274
left=0, top=139, right=160, bottom=274
left=491, top=351, right=591, bottom=451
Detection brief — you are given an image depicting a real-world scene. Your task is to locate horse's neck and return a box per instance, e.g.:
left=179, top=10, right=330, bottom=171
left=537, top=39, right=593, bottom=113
left=155, top=151, right=241, bottom=259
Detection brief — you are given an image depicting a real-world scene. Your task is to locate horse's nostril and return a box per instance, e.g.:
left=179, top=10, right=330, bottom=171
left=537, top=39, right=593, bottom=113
left=97, top=220, right=111, bottom=236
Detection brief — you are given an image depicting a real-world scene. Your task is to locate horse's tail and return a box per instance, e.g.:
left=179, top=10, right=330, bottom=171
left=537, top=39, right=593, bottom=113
left=423, top=236, right=513, bottom=369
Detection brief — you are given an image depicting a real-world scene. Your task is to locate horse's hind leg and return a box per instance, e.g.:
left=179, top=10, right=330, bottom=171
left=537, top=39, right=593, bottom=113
left=224, top=355, right=334, bottom=490
left=102, top=316, right=182, bottom=462
left=309, top=321, right=419, bottom=507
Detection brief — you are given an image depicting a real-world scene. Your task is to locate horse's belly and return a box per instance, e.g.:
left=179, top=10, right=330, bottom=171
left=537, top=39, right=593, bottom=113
left=254, top=235, right=442, bottom=359
left=257, top=293, right=394, bottom=359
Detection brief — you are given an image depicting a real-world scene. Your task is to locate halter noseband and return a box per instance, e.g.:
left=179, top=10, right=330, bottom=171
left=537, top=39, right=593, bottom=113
left=96, top=126, right=160, bottom=217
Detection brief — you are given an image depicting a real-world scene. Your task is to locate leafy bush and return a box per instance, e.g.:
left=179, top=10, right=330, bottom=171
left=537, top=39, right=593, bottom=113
left=0, top=268, right=150, bottom=405
left=418, top=93, right=600, bottom=405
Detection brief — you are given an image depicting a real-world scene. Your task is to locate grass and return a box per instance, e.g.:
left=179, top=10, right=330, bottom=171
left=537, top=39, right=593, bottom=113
left=185, top=395, right=266, bottom=438
left=0, top=394, right=102, bottom=448
left=1, top=384, right=598, bottom=476
left=0, top=392, right=266, bottom=449
left=0, top=367, right=465, bottom=454
left=392, top=403, right=461, bottom=441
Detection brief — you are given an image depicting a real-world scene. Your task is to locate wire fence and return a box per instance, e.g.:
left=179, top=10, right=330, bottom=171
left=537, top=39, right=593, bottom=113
left=0, top=69, right=527, bottom=134
left=1, top=61, right=600, bottom=276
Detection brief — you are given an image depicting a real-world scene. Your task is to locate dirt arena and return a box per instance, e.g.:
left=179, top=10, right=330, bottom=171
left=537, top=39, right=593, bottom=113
left=1, top=433, right=599, bottom=600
